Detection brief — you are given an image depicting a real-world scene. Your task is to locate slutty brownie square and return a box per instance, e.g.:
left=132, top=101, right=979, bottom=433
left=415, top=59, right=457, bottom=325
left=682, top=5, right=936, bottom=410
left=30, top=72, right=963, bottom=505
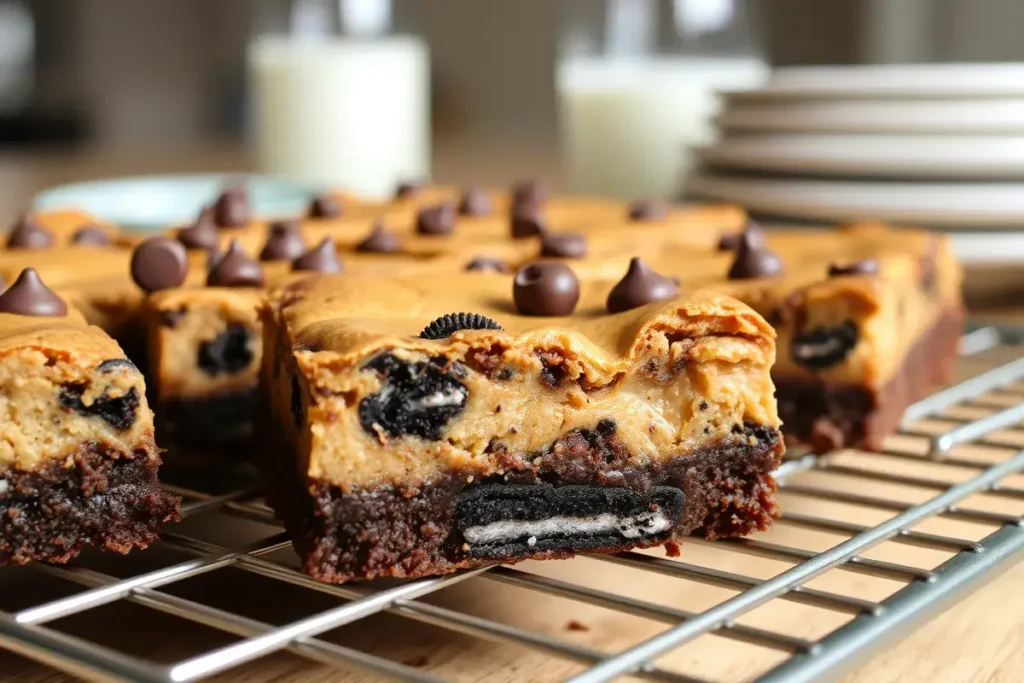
left=259, top=266, right=783, bottom=582
left=537, top=221, right=964, bottom=452
left=712, top=222, right=963, bottom=451
left=0, top=268, right=179, bottom=565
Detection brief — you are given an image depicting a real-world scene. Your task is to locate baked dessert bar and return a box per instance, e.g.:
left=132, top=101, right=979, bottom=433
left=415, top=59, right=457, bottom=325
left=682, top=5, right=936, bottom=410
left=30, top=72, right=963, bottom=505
left=260, top=267, right=783, bottom=582
left=0, top=268, right=179, bottom=565
left=513, top=220, right=963, bottom=452
left=760, top=225, right=962, bottom=451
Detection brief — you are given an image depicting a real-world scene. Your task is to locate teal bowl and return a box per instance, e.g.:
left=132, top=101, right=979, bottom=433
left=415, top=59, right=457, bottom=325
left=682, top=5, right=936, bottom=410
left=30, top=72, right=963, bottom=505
left=31, top=173, right=316, bottom=234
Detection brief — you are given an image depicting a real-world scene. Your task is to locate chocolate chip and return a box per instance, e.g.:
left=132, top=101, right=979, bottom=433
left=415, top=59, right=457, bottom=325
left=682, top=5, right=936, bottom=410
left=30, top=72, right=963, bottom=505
left=359, top=352, right=468, bottom=440
left=293, top=237, right=344, bottom=273
left=59, top=382, right=140, bottom=430
left=395, top=181, right=425, bottom=200
left=420, top=313, right=503, bottom=339
left=198, top=323, right=254, bottom=375
left=458, top=188, right=493, bottom=216
left=627, top=198, right=668, bottom=222
left=96, top=358, right=139, bottom=374
left=540, top=232, right=587, bottom=259
left=308, top=194, right=343, bottom=219
left=513, top=261, right=580, bottom=317
left=511, top=178, right=548, bottom=213
left=717, top=232, right=741, bottom=252
left=791, top=319, right=859, bottom=370
left=510, top=209, right=547, bottom=239
left=208, top=240, right=265, bottom=287
left=0, top=268, right=67, bottom=317
left=355, top=224, right=402, bottom=253
left=177, top=207, right=219, bottom=250
left=130, top=237, right=188, bottom=293
left=828, top=259, right=880, bottom=278
left=259, top=220, right=306, bottom=261
left=606, top=257, right=679, bottom=313
left=416, top=202, right=457, bottom=236
left=5, top=215, right=53, bottom=250
left=727, top=223, right=784, bottom=280
left=464, top=256, right=510, bottom=273
left=70, top=225, right=111, bottom=246
left=212, top=186, right=250, bottom=228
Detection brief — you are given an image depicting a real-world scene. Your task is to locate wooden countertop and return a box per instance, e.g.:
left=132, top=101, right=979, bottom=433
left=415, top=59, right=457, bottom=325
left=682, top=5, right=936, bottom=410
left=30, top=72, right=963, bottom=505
left=1, top=145, right=1023, bottom=683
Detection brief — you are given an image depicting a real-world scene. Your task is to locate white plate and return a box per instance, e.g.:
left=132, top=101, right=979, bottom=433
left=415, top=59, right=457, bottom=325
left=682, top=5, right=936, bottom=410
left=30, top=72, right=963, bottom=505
left=696, top=135, right=1024, bottom=179
left=723, top=63, right=1024, bottom=100
left=716, top=98, right=1024, bottom=135
left=32, top=173, right=314, bottom=233
left=686, top=173, right=1024, bottom=228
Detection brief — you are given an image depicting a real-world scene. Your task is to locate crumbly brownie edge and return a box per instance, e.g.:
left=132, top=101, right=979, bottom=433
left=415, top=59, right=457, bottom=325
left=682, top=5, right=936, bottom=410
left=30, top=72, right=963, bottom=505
left=263, top=419, right=783, bottom=584
left=776, top=305, right=964, bottom=452
left=0, top=444, right=181, bottom=566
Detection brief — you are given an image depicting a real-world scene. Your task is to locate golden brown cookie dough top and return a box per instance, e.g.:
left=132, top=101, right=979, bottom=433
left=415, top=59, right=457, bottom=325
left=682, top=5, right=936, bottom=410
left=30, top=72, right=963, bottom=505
left=270, top=271, right=774, bottom=372
left=3, top=210, right=123, bottom=248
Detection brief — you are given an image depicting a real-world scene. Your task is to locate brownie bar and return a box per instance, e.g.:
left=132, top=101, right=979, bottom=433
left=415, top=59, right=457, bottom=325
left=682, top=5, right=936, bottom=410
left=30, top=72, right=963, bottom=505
left=777, top=305, right=963, bottom=452
left=259, top=270, right=783, bottom=583
left=0, top=269, right=179, bottom=565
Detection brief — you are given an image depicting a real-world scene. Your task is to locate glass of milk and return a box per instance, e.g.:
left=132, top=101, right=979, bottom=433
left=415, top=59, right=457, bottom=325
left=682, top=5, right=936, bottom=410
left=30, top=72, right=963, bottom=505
left=557, top=0, right=767, bottom=200
left=249, top=0, right=430, bottom=199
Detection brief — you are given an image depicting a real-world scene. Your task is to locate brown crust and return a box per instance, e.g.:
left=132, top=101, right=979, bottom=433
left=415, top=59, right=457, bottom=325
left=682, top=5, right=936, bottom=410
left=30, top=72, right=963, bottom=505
left=776, top=306, right=963, bottom=452
left=0, top=444, right=180, bottom=566
left=263, top=417, right=783, bottom=583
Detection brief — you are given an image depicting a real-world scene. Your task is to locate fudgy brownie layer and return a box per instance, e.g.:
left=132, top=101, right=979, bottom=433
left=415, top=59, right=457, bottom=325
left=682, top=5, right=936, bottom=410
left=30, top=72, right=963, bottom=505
left=264, top=419, right=783, bottom=583
left=157, top=392, right=255, bottom=447
left=0, top=446, right=180, bottom=566
left=776, top=306, right=963, bottom=452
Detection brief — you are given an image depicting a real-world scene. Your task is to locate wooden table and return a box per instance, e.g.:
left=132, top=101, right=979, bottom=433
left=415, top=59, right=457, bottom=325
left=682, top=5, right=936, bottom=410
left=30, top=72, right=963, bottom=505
left=1, top=145, right=1023, bottom=683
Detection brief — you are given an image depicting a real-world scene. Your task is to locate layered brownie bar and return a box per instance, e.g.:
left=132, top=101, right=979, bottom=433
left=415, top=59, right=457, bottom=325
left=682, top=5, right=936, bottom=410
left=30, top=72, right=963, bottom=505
left=518, top=221, right=963, bottom=452
left=752, top=224, right=962, bottom=451
left=0, top=268, right=179, bottom=565
left=259, top=268, right=783, bottom=582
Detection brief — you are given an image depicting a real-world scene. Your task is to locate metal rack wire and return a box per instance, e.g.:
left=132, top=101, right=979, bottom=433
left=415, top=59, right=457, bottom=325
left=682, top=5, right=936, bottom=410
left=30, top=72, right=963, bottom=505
left=2, top=324, right=1024, bottom=682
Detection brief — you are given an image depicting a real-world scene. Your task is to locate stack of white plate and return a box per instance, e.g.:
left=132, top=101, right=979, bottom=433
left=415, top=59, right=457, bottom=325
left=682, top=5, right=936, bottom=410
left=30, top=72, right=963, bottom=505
left=687, top=63, right=1024, bottom=303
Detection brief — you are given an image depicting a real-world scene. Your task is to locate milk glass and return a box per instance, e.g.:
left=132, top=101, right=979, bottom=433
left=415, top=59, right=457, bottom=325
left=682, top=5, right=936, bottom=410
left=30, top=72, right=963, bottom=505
left=249, top=0, right=430, bottom=198
left=558, top=0, right=767, bottom=199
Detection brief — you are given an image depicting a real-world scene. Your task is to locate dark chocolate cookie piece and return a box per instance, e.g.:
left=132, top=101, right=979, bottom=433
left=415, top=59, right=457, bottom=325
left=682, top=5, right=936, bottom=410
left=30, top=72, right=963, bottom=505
left=455, top=483, right=684, bottom=559
left=58, top=383, right=140, bottom=431
left=791, top=319, right=859, bottom=370
left=197, top=323, right=254, bottom=375
left=419, top=313, right=502, bottom=339
left=358, top=353, right=468, bottom=440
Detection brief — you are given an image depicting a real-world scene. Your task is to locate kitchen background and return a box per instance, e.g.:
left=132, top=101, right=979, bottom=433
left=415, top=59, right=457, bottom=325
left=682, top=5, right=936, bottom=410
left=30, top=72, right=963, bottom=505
left=5, top=0, right=1023, bottom=151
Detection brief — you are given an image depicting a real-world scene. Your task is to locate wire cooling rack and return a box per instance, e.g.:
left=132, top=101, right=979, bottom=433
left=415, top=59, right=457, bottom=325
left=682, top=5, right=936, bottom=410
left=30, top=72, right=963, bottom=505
left=2, top=324, right=1024, bottom=682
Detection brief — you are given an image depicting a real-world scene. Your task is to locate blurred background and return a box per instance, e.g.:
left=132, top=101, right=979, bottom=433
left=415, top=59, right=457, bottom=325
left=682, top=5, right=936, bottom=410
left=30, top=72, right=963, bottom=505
left=7, top=0, right=1022, bottom=148
left=3, top=0, right=1024, bottom=271
left=2, top=1, right=1020, bottom=155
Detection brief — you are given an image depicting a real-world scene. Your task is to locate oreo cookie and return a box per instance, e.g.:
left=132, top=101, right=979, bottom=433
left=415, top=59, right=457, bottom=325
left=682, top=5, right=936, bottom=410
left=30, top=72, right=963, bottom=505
left=455, top=483, right=684, bottom=559
left=358, top=352, right=468, bottom=440
left=419, top=313, right=503, bottom=339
